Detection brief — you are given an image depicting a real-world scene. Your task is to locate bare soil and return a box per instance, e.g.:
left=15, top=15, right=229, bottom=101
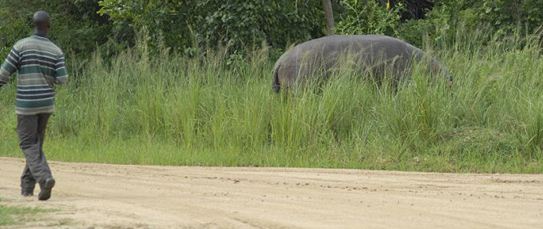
left=1, top=157, right=542, bottom=229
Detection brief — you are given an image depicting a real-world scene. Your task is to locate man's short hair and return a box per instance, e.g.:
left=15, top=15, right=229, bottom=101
left=33, top=11, right=50, bottom=26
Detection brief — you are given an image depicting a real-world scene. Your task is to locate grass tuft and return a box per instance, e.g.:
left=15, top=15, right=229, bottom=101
left=0, top=204, right=44, bottom=226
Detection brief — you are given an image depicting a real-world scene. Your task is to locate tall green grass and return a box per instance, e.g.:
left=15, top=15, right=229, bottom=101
left=1, top=33, right=542, bottom=173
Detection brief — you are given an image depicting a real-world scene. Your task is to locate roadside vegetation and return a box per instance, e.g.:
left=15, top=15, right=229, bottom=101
left=0, top=203, right=44, bottom=226
left=1, top=1, right=543, bottom=173
left=2, top=29, right=543, bottom=173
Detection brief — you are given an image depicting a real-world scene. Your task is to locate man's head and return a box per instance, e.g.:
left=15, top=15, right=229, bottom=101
left=33, top=11, right=50, bottom=35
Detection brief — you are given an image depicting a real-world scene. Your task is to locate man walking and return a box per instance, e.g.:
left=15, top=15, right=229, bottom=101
left=0, top=11, right=67, bottom=201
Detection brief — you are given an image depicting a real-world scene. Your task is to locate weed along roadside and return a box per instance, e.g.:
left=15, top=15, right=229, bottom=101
left=0, top=199, right=46, bottom=226
left=1, top=32, right=543, bottom=173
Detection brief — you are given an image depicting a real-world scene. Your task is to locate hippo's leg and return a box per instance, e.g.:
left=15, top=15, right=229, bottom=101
left=273, top=66, right=281, bottom=93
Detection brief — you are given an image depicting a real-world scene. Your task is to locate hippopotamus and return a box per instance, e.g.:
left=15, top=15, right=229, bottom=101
left=272, top=35, right=452, bottom=92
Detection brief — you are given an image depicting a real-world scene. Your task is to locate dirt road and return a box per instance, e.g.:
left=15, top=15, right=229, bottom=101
left=1, top=157, right=542, bottom=228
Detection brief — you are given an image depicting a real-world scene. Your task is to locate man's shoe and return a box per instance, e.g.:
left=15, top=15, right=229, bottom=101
left=21, top=190, right=33, bottom=197
left=38, top=178, right=55, bottom=201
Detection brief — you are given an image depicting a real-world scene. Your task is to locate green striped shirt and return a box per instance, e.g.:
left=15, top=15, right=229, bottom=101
left=0, top=34, right=68, bottom=115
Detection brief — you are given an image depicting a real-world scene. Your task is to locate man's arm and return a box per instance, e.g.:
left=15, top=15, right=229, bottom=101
left=54, top=53, right=68, bottom=84
left=0, top=47, right=20, bottom=87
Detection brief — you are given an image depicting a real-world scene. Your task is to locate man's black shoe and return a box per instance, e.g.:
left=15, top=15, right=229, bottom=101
left=21, top=190, right=33, bottom=197
left=38, top=178, right=55, bottom=201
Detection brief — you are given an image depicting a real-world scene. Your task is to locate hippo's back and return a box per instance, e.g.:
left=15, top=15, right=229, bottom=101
left=292, top=35, right=423, bottom=65
left=273, top=35, right=431, bottom=92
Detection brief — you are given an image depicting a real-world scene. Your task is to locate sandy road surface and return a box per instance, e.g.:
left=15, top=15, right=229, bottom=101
left=0, top=157, right=542, bottom=228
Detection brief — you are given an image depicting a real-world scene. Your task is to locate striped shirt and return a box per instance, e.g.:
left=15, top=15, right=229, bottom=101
left=0, top=34, right=67, bottom=115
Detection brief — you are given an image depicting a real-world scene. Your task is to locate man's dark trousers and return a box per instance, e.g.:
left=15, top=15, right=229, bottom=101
left=17, top=113, right=53, bottom=194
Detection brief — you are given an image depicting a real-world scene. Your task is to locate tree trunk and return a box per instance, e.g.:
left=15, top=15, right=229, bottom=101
left=322, top=0, right=335, bottom=35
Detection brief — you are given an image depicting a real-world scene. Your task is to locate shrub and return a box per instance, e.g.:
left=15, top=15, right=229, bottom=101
left=98, top=0, right=324, bottom=52
left=336, top=0, right=402, bottom=36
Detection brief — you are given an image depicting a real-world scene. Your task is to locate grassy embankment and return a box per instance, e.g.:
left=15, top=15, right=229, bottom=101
left=1, top=31, right=542, bottom=173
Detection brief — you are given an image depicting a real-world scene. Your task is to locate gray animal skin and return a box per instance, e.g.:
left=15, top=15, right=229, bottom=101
left=272, top=35, right=452, bottom=92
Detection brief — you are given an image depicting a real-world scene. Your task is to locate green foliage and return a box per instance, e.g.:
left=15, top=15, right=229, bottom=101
left=193, top=0, right=323, bottom=51
left=98, top=0, right=324, bottom=51
left=475, top=0, right=543, bottom=35
left=97, top=0, right=194, bottom=50
left=2, top=33, right=543, bottom=173
left=2, top=0, right=543, bottom=173
left=335, top=0, right=543, bottom=48
left=0, top=0, right=112, bottom=58
left=397, top=0, right=543, bottom=47
left=4, top=0, right=543, bottom=57
left=336, top=0, right=402, bottom=36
